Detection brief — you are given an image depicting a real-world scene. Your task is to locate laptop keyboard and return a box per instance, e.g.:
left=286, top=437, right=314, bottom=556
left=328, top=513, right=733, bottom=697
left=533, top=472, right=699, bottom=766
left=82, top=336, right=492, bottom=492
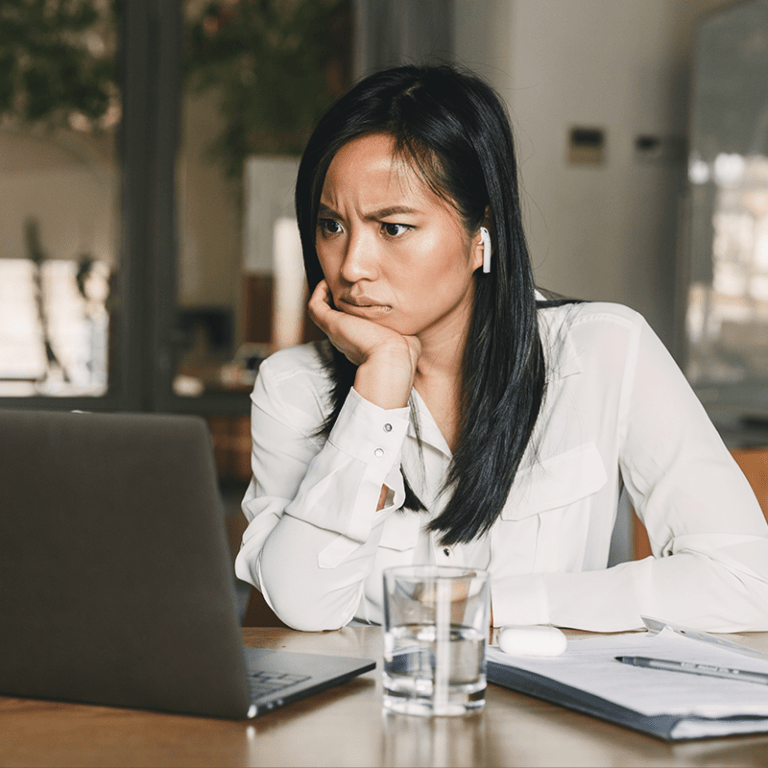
left=248, top=670, right=311, bottom=700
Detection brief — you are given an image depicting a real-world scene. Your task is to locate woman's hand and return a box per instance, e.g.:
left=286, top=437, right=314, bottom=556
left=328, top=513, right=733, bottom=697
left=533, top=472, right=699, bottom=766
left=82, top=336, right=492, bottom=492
left=308, top=280, right=420, bottom=409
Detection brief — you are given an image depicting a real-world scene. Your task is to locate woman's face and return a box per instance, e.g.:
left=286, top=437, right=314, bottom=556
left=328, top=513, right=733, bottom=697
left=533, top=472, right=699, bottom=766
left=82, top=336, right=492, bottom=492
left=315, top=133, right=484, bottom=342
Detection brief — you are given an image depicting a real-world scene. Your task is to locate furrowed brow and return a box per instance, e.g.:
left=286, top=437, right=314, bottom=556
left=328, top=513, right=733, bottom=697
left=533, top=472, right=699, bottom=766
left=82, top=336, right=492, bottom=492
left=318, top=203, right=420, bottom=221
left=362, top=206, right=419, bottom=220
left=318, top=203, right=339, bottom=218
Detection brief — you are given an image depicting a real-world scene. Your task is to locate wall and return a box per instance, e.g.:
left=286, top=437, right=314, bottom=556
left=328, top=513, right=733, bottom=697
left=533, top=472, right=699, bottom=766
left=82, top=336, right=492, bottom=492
left=183, top=0, right=738, bottom=350
left=454, top=0, right=733, bottom=352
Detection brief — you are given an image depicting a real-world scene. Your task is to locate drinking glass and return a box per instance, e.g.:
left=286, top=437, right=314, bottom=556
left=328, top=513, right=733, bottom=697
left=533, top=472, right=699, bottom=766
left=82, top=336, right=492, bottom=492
left=382, top=565, right=490, bottom=716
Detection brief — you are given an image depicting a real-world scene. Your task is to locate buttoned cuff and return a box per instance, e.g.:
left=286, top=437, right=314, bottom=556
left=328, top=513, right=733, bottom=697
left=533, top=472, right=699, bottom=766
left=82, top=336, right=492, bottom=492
left=285, top=387, right=410, bottom=544
left=329, top=388, right=409, bottom=541
left=328, top=387, right=410, bottom=465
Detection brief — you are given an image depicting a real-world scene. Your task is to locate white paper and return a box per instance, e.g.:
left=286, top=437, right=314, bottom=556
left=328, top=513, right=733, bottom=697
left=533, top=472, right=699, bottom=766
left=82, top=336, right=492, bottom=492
left=487, top=627, right=768, bottom=719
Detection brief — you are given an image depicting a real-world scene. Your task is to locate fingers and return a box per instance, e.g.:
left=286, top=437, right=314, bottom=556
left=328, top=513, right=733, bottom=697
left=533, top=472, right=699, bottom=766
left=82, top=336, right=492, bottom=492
left=307, top=280, right=334, bottom=335
left=308, top=280, right=370, bottom=365
left=308, top=280, right=355, bottom=351
left=306, top=280, right=421, bottom=380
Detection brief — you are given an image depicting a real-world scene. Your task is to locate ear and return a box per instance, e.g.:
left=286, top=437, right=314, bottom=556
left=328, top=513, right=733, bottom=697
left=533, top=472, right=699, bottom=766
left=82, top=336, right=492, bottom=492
left=470, top=229, right=485, bottom=272
left=471, top=210, right=494, bottom=273
left=471, top=230, right=493, bottom=274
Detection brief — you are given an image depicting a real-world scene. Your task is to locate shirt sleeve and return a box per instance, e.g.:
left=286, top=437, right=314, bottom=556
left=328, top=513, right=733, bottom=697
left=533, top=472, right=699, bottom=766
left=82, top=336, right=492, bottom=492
left=539, top=315, right=768, bottom=632
left=234, top=353, right=410, bottom=631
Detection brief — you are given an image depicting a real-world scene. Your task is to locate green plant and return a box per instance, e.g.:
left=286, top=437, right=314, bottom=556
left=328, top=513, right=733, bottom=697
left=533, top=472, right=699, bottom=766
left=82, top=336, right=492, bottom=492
left=0, top=0, right=118, bottom=129
left=184, top=0, right=351, bottom=177
left=0, top=0, right=349, bottom=172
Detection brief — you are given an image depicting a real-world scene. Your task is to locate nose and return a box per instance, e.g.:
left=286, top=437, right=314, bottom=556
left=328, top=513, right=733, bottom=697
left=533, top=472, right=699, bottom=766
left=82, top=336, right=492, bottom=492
left=339, top=227, right=378, bottom=284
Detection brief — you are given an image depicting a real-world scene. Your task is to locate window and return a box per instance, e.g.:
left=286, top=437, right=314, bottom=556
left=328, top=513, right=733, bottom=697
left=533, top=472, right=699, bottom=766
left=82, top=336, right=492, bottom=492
left=0, top=0, right=120, bottom=403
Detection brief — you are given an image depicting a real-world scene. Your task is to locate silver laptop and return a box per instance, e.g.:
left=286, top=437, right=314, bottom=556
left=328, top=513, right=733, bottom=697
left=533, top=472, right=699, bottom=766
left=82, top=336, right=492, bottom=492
left=0, top=408, right=374, bottom=719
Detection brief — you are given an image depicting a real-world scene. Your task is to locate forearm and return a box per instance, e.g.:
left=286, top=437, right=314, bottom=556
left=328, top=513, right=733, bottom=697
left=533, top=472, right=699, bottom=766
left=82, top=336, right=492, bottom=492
left=492, top=541, right=768, bottom=633
left=236, top=363, right=410, bottom=629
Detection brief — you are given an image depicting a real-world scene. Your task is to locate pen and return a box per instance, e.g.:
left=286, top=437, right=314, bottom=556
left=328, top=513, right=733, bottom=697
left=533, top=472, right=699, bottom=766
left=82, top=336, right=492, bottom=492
left=615, top=656, right=768, bottom=686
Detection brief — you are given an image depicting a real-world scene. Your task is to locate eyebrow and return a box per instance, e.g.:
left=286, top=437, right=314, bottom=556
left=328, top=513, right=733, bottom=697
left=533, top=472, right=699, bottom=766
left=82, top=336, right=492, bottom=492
left=318, top=203, right=420, bottom=220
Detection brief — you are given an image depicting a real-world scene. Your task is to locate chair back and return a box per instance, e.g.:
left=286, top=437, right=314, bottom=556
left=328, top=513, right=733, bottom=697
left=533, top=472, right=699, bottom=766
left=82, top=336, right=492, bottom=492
left=730, top=447, right=768, bottom=521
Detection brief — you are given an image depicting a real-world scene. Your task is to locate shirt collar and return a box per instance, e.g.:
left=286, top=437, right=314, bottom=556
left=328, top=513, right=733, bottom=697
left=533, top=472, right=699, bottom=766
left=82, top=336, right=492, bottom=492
left=406, top=388, right=452, bottom=456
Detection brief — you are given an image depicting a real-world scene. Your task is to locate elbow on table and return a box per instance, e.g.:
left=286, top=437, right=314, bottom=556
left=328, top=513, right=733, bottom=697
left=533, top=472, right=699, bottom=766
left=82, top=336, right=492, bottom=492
left=256, top=556, right=360, bottom=631
left=255, top=520, right=366, bottom=631
left=265, top=589, right=355, bottom=632
left=235, top=555, right=346, bottom=630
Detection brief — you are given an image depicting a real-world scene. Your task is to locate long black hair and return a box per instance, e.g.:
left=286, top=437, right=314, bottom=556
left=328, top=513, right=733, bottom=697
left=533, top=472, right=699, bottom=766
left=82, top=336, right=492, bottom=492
left=295, top=64, right=545, bottom=545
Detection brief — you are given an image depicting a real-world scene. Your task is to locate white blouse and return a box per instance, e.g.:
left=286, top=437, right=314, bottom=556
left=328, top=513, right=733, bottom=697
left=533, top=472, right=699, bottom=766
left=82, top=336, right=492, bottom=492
left=234, top=300, right=768, bottom=632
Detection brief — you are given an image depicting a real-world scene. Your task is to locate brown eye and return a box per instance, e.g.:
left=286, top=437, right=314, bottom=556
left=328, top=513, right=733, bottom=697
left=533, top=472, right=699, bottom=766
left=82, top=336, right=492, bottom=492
left=382, top=223, right=410, bottom=237
left=319, top=219, right=343, bottom=235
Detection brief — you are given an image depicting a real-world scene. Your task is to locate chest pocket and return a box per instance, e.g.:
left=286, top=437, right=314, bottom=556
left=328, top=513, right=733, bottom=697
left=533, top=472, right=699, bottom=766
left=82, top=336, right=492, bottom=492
left=501, top=442, right=607, bottom=521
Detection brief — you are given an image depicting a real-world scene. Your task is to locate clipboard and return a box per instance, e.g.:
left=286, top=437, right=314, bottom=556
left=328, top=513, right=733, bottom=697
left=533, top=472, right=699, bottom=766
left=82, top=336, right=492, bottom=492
left=486, top=618, right=768, bottom=742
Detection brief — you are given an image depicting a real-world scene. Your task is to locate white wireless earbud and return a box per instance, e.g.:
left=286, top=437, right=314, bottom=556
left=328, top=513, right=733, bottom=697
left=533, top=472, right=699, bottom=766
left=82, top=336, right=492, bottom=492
left=480, top=226, right=492, bottom=274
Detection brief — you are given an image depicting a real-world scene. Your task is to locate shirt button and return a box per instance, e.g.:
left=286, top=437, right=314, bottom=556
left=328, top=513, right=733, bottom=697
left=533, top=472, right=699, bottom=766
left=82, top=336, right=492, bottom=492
left=383, top=423, right=392, bottom=432
left=374, top=448, right=384, bottom=458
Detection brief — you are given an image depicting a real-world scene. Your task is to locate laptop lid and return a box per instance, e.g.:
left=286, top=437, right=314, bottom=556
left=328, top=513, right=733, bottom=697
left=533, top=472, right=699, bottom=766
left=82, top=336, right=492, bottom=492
left=0, top=409, right=373, bottom=719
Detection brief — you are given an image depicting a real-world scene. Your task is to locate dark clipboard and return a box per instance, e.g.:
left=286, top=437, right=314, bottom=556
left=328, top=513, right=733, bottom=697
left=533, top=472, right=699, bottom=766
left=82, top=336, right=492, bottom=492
left=487, top=660, right=694, bottom=742
left=486, top=617, right=768, bottom=742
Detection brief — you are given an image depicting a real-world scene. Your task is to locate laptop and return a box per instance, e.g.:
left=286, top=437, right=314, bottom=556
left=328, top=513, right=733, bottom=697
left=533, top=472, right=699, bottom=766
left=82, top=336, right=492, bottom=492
left=0, top=408, right=375, bottom=719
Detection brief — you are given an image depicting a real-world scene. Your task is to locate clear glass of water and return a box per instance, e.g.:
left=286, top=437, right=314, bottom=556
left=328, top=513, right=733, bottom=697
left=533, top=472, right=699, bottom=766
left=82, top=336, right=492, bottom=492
left=382, top=565, right=490, bottom=716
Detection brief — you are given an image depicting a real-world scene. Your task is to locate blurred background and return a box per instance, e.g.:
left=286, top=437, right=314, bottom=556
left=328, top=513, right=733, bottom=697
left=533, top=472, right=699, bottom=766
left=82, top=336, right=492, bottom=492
left=2, top=0, right=767, bottom=580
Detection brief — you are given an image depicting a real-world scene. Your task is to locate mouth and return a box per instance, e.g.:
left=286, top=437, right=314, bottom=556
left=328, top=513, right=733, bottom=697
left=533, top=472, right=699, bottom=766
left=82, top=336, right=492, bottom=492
left=340, top=296, right=386, bottom=308
left=339, top=297, right=392, bottom=314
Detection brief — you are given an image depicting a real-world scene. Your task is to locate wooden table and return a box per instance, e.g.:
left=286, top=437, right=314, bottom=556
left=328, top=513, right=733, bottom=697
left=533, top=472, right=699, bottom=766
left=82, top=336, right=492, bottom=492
left=3, top=627, right=768, bottom=767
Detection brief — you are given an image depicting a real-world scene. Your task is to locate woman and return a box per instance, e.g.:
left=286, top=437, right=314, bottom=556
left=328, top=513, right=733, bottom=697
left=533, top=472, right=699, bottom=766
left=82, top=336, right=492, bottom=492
left=235, top=64, right=768, bottom=632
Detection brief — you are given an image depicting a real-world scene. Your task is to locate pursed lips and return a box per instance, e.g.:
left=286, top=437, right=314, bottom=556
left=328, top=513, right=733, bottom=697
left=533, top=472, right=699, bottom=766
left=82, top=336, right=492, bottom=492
left=339, top=296, right=391, bottom=313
